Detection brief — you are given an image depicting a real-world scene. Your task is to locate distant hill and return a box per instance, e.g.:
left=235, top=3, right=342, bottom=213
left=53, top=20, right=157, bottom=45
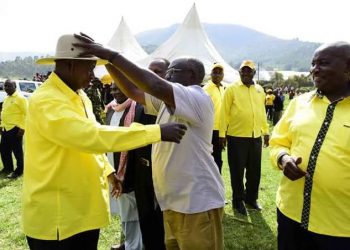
left=136, top=23, right=320, bottom=71
left=0, top=52, right=51, bottom=62
left=0, top=23, right=320, bottom=76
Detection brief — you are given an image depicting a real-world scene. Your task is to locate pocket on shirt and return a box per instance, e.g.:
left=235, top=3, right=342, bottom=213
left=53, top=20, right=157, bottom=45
left=340, top=124, right=350, bottom=148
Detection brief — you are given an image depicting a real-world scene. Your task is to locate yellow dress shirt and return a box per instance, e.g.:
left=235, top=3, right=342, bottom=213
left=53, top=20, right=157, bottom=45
left=1, top=90, right=27, bottom=130
left=270, top=91, right=350, bottom=236
left=22, top=72, right=161, bottom=240
left=219, top=81, right=269, bottom=138
left=203, top=81, right=224, bottom=130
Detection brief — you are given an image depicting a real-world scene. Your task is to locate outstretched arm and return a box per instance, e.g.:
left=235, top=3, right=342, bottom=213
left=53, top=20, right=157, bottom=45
left=74, top=33, right=175, bottom=108
left=106, top=64, right=145, bottom=105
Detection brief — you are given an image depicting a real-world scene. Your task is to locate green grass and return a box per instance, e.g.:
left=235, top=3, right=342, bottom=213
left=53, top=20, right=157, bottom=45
left=0, top=148, right=281, bottom=250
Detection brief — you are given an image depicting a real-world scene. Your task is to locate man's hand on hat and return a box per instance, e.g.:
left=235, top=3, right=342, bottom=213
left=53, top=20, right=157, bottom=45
left=73, top=32, right=113, bottom=61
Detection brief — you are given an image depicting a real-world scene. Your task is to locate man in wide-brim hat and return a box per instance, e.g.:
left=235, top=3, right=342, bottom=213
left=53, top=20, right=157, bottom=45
left=21, top=33, right=187, bottom=249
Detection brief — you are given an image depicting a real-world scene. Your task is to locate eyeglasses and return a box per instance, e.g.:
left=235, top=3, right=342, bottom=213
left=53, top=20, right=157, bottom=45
left=166, top=68, right=192, bottom=75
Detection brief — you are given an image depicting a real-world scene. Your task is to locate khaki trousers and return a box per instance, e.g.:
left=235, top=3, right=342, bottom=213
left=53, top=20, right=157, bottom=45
left=163, top=207, right=224, bottom=250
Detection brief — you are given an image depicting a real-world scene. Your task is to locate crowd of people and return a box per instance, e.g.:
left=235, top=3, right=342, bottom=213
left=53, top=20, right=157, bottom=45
left=0, top=33, right=349, bottom=250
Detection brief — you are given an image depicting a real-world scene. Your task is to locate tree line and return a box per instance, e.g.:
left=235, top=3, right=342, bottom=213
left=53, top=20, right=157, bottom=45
left=0, top=56, right=53, bottom=80
left=0, top=57, right=313, bottom=90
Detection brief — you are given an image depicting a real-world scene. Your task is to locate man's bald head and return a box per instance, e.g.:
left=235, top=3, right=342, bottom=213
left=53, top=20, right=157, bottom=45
left=148, top=58, right=170, bottom=79
left=4, top=79, right=16, bottom=96
left=166, top=57, right=205, bottom=86
left=315, top=41, right=350, bottom=62
left=311, top=41, right=350, bottom=98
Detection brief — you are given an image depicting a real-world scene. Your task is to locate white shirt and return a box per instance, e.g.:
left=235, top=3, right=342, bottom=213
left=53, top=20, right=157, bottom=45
left=145, top=82, right=225, bottom=213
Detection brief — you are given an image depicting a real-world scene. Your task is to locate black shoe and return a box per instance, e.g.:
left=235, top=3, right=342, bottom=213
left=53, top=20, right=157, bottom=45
left=233, top=201, right=247, bottom=215
left=0, top=170, right=11, bottom=175
left=6, top=172, right=21, bottom=179
left=245, top=200, right=263, bottom=211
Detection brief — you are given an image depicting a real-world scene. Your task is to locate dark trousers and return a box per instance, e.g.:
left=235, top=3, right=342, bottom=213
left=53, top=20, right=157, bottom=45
left=227, top=136, right=262, bottom=203
left=212, top=130, right=223, bottom=173
left=266, top=105, right=274, bottom=121
left=134, top=161, right=165, bottom=250
left=273, top=110, right=282, bottom=125
left=277, top=209, right=350, bottom=250
left=0, top=126, right=24, bottom=174
left=26, top=229, right=100, bottom=250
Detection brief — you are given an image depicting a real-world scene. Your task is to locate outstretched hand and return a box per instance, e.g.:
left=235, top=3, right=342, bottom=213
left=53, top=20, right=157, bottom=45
left=160, top=122, right=187, bottom=143
left=73, top=32, right=113, bottom=60
left=280, top=155, right=306, bottom=181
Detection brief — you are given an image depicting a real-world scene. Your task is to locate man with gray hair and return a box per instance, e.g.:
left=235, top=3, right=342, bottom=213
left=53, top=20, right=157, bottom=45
left=22, top=33, right=186, bottom=250
left=75, top=33, right=225, bottom=250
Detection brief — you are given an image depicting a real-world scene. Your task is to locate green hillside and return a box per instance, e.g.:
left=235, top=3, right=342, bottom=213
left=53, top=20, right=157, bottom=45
left=136, top=23, right=321, bottom=71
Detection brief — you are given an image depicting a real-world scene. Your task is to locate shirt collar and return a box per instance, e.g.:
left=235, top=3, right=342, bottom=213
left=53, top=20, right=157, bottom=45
left=308, top=89, right=346, bottom=104
left=49, top=72, right=84, bottom=100
left=237, top=80, right=255, bottom=87
left=9, top=90, right=19, bottom=97
left=208, top=80, right=223, bottom=88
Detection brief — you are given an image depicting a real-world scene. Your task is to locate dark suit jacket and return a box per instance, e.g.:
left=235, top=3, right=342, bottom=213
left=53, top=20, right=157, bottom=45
left=105, top=103, right=156, bottom=193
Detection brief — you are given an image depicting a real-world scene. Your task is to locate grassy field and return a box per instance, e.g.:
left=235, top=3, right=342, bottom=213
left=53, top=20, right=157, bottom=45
left=0, top=148, right=281, bottom=250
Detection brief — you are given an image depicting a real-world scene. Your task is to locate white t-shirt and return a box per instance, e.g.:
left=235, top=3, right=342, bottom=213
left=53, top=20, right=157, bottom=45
left=145, top=82, right=225, bottom=213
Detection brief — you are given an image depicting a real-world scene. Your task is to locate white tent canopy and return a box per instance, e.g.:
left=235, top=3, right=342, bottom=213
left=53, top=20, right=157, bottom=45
left=94, top=17, right=148, bottom=78
left=138, top=4, right=239, bottom=83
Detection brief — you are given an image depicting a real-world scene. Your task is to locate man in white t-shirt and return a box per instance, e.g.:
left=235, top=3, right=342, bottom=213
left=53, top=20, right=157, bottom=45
left=75, top=34, right=225, bottom=250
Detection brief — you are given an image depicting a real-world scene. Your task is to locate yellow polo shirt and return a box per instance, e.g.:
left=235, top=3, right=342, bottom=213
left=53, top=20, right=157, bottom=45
left=22, top=72, right=161, bottom=240
left=265, top=93, right=275, bottom=106
left=203, top=81, right=224, bottom=130
left=219, top=81, right=269, bottom=138
left=1, top=90, right=27, bottom=130
left=270, top=91, right=350, bottom=236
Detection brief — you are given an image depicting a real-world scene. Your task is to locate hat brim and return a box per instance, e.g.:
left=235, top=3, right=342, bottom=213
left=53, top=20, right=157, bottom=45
left=36, top=57, right=108, bottom=66
left=239, top=65, right=255, bottom=70
left=212, top=65, right=224, bottom=70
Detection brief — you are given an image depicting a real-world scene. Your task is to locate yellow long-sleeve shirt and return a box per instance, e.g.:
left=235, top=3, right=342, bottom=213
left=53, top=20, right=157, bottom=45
left=265, top=93, right=275, bottom=106
left=0, top=90, right=28, bottom=130
left=203, top=81, right=224, bottom=130
left=22, top=72, right=161, bottom=240
left=219, top=81, right=269, bottom=138
left=270, top=91, right=350, bottom=236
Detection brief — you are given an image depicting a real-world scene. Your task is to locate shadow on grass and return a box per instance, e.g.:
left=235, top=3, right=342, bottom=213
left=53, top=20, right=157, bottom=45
left=223, top=210, right=276, bottom=250
left=0, top=175, right=13, bottom=189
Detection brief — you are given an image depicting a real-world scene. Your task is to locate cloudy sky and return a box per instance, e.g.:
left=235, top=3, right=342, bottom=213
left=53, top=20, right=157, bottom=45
left=1, top=0, right=349, bottom=52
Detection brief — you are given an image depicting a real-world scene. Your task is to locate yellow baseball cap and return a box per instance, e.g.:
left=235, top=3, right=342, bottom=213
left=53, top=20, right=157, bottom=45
left=211, top=62, right=224, bottom=71
left=239, top=60, right=255, bottom=70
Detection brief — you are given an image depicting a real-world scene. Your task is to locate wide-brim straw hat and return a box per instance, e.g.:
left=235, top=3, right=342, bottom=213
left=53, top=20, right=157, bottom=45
left=36, top=34, right=108, bottom=66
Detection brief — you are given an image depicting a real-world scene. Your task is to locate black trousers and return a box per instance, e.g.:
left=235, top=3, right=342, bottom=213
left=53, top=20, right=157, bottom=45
left=212, top=130, right=223, bottom=173
left=277, top=209, right=350, bottom=250
left=266, top=105, right=274, bottom=121
left=134, top=160, right=166, bottom=250
left=0, top=126, right=24, bottom=174
left=227, top=136, right=262, bottom=202
left=26, top=229, right=100, bottom=250
left=273, top=110, right=282, bottom=125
